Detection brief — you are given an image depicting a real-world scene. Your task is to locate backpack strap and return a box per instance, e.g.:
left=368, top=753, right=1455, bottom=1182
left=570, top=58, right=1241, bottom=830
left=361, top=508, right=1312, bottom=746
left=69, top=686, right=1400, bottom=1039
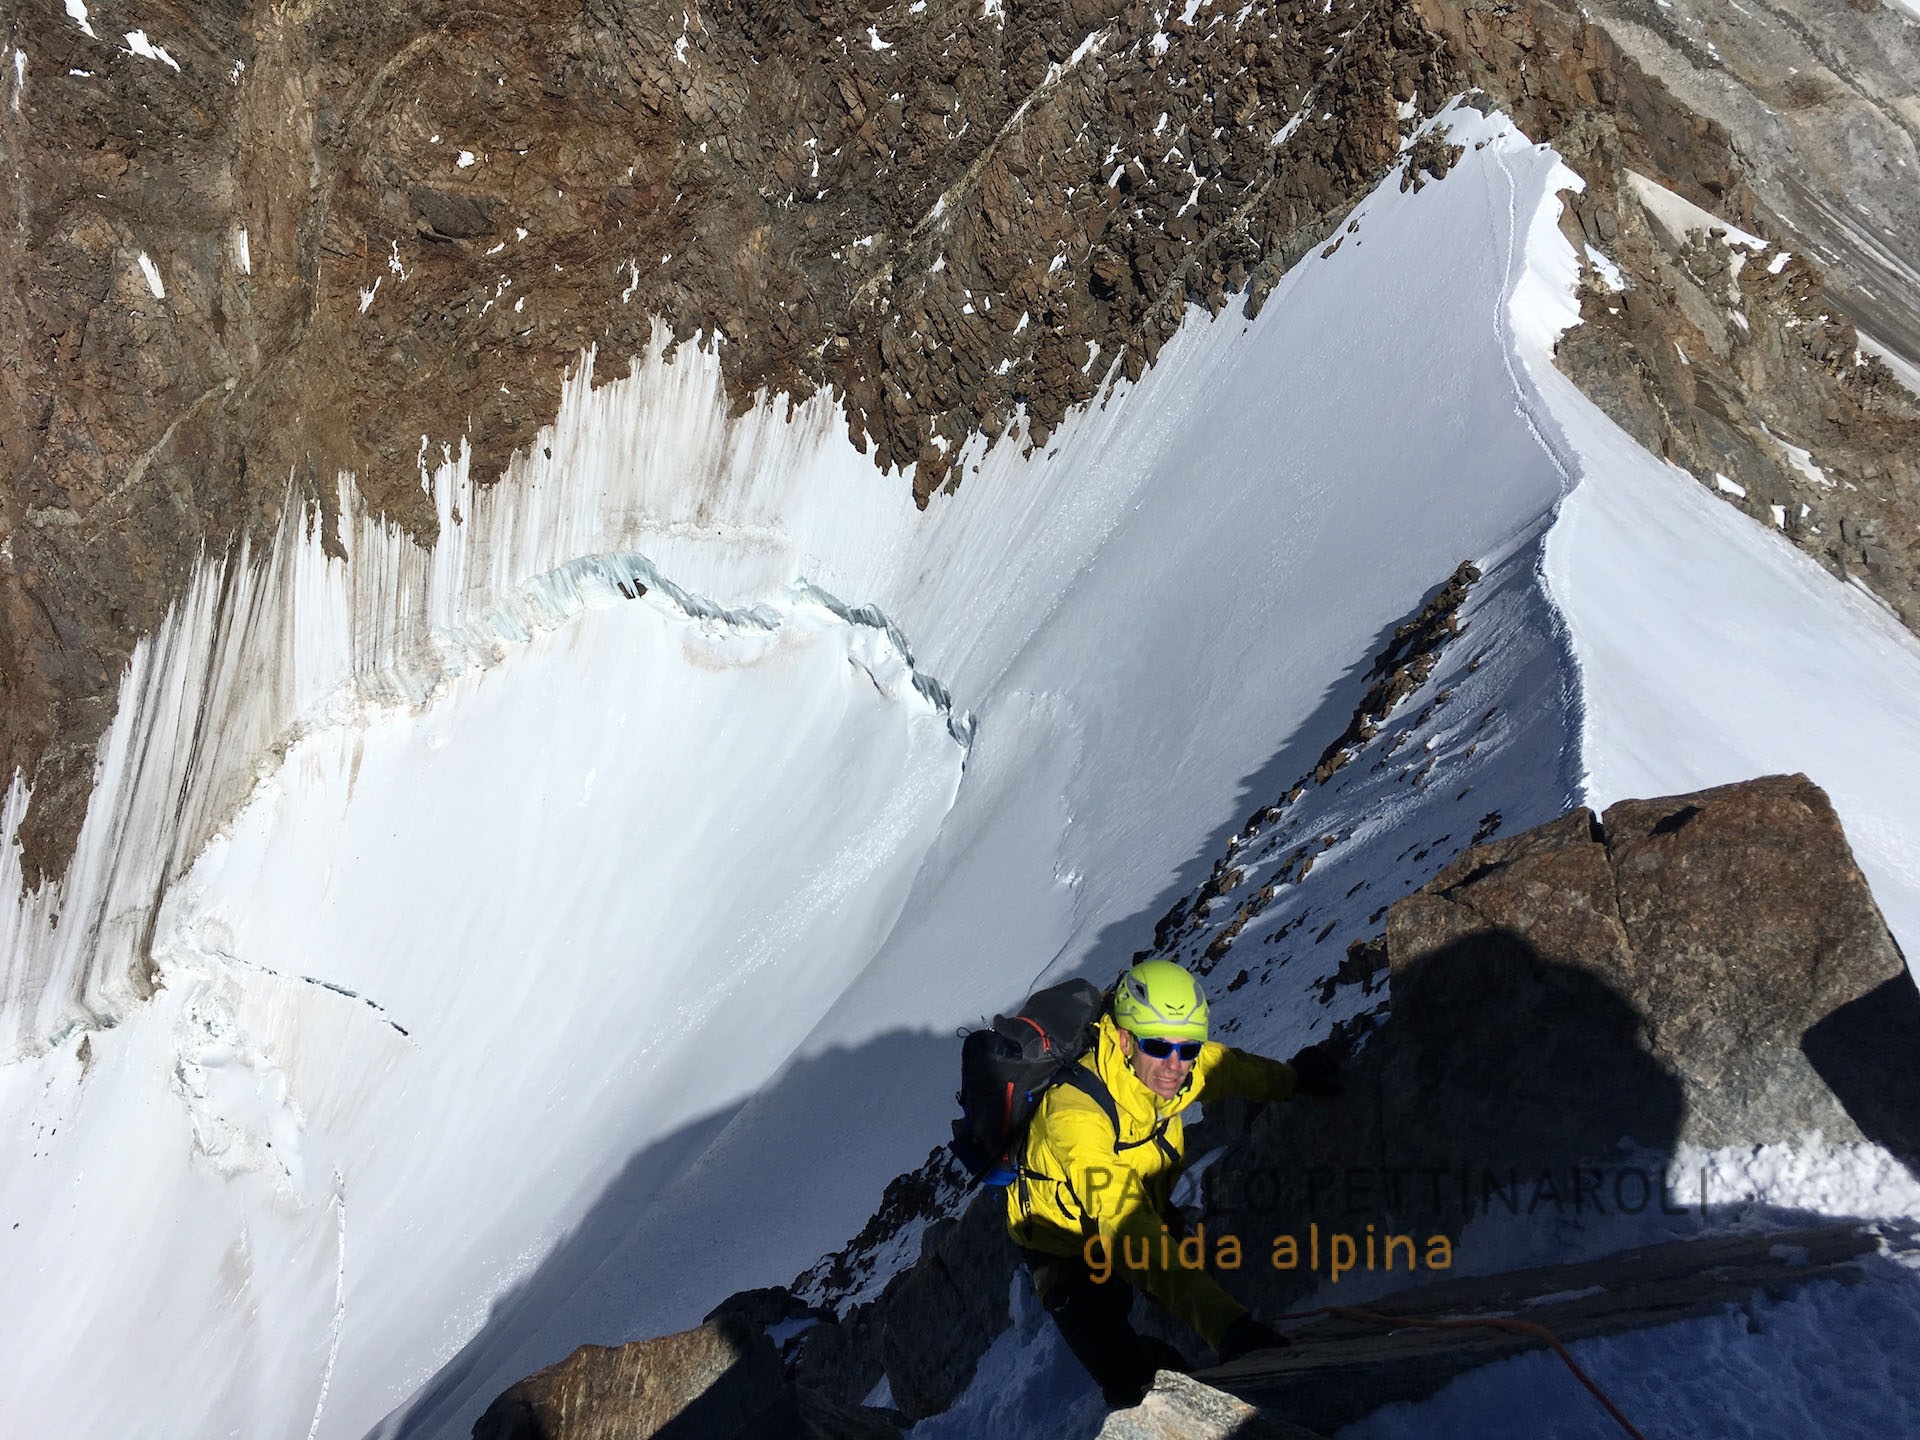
left=1016, top=1064, right=1181, bottom=1233
left=1060, top=1067, right=1178, bottom=1167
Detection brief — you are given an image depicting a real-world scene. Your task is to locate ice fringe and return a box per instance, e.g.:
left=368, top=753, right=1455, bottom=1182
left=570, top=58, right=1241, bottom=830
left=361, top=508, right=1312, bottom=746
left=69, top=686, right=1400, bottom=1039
left=0, top=410, right=968, bottom=1064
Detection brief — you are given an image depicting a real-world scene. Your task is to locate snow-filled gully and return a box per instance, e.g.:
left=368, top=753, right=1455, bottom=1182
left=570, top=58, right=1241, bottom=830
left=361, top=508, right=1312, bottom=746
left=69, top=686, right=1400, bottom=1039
left=5, top=100, right=1920, bottom=1440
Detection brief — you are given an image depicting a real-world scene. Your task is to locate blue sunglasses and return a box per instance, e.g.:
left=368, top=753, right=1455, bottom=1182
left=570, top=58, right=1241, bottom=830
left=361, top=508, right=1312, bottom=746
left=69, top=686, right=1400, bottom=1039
left=1135, top=1036, right=1203, bottom=1061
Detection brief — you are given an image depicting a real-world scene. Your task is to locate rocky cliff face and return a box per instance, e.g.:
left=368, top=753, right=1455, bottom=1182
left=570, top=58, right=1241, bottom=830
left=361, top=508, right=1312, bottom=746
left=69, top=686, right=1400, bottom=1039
left=5, top=0, right=1919, bottom=889
left=0, top=0, right=1454, bottom=878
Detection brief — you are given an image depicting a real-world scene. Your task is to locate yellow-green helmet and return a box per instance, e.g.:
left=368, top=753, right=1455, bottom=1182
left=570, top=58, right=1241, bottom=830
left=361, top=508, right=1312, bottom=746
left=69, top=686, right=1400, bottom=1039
left=1113, top=959, right=1209, bottom=1041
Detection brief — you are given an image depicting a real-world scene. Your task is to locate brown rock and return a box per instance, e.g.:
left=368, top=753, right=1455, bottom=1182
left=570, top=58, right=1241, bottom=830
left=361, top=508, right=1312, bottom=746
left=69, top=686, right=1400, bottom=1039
left=471, top=1314, right=904, bottom=1440
left=1601, top=775, right=1907, bottom=1144
left=409, top=188, right=500, bottom=241
left=1097, top=1371, right=1328, bottom=1439
left=1386, top=774, right=1907, bottom=1147
left=1388, top=805, right=1630, bottom=987
left=471, top=1318, right=784, bottom=1439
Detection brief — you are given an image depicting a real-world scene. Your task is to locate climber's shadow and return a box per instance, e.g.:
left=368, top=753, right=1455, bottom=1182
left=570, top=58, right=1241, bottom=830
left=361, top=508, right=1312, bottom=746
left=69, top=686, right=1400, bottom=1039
left=1377, top=926, right=1685, bottom=1178
left=1803, top=964, right=1920, bottom=1180
left=1197, top=928, right=1691, bottom=1324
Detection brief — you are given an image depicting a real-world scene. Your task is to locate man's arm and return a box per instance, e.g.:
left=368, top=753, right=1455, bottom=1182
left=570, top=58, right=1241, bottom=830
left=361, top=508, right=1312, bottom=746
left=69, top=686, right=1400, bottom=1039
left=1191, top=1042, right=1297, bottom=1105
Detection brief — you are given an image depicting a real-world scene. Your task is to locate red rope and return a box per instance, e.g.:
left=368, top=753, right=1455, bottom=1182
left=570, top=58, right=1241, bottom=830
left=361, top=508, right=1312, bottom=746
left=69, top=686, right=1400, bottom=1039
left=1281, top=1304, right=1650, bottom=1440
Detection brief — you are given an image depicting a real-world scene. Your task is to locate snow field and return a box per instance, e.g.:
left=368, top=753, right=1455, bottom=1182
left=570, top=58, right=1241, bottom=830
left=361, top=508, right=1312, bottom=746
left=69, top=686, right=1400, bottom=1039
left=4, top=579, right=965, bottom=1439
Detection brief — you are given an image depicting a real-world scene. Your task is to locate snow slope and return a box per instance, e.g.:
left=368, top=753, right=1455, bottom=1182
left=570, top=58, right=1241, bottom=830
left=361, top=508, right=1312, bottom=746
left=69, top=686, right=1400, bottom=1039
left=1543, top=403, right=1920, bottom=953
left=1505, top=167, right=1920, bottom=965
left=2, top=98, right=1918, bottom=1440
left=382, top=104, right=1594, bottom=1440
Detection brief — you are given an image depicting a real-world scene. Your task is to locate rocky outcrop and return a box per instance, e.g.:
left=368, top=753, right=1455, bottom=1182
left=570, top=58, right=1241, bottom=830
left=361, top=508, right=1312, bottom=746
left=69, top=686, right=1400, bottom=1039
left=1204, top=772, right=1913, bottom=1321
left=470, top=1315, right=903, bottom=1440
left=1309, top=560, right=1478, bottom=787
left=1559, top=0, right=1920, bottom=369
left=1386, top=772, right=1908, bottom=1146
left=1097, top=1370, right=1329, bottom=1439
left=783, top=1165, right=1021, bottom=1423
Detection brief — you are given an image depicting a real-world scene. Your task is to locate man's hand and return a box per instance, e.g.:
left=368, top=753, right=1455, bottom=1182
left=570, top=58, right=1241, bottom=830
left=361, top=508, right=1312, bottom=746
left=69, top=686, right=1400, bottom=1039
left=1287, top=1041, right=1342, bottom=1097
left=1215, top=1314, right=1291, bottom=1363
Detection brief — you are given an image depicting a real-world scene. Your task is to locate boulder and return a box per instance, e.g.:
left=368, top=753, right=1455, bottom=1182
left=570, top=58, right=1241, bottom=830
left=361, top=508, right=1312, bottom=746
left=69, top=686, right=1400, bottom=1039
left=470, top=1314, right=902, bottom=1440
left=1204, top=774, right=1913, bottom=1321
left=471, top=1317, right=781, bottom=1440
left=1387, top=772, right=1909, bottom=1147
left=1096, top=1372, right=1328, bottom=1440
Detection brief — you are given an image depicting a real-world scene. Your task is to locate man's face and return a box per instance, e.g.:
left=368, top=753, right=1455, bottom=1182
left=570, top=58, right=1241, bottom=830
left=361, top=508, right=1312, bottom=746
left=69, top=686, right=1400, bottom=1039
left=1124, top=1030, right=1195, bottom=1099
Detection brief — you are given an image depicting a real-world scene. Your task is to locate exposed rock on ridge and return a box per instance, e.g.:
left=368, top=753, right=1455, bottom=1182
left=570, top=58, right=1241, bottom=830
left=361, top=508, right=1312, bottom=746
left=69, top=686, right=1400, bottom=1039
left=470, top=1314, right=904, bottom=1439
left=1385, top=771, right=1907, bottom=1146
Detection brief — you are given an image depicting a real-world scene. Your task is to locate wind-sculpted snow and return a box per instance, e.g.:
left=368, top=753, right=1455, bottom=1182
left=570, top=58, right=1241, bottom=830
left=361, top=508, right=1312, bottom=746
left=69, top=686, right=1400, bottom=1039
left=5, top=99, right=1916, bottom=1440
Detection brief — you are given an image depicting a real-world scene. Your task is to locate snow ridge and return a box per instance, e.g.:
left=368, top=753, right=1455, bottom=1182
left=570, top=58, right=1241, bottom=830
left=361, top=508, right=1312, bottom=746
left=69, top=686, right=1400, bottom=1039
left=1467, top=111, right=1598, bottom=817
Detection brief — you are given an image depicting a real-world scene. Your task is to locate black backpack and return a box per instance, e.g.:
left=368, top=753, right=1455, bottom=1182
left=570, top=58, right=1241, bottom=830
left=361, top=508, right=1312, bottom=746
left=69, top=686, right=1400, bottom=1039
left=948, top=978, right=1106, bottom=1184
left=949, top=976, right=1174, bottom=1186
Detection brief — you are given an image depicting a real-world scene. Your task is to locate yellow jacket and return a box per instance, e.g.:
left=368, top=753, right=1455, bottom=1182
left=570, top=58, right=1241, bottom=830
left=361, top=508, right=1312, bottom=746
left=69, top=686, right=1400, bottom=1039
left=1006, top=1014, right=1297, bottom=1348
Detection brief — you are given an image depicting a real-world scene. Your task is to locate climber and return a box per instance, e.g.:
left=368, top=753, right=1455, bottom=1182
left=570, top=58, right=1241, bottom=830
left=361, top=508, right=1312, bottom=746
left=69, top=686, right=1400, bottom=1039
left=1006, top=958, right=1339, bottom=1409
